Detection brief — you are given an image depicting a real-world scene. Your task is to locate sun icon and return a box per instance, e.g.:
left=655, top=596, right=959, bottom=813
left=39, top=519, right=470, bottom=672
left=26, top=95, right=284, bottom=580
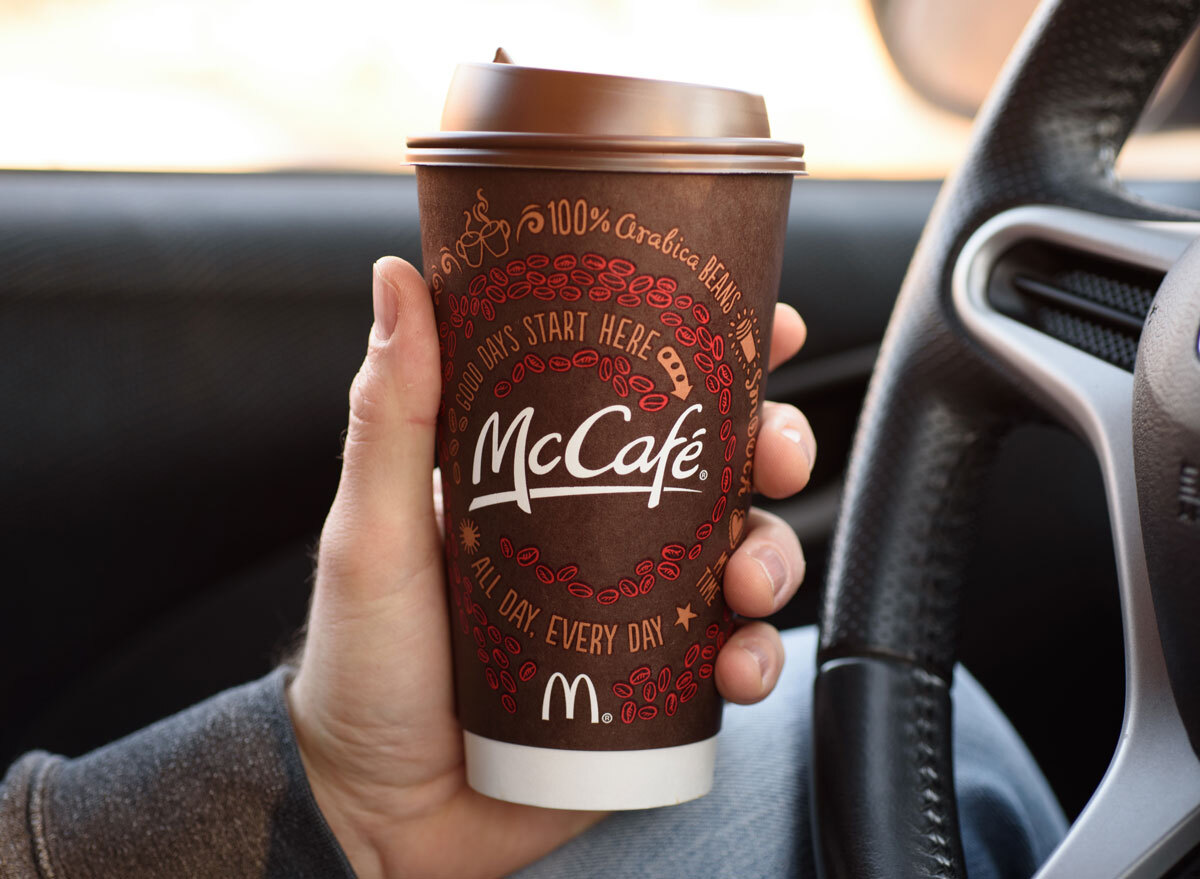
left=458, top=518, right=482, bottom=555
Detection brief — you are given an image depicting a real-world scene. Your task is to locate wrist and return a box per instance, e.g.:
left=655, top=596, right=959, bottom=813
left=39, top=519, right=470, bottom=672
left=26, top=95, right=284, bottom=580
left=286, top=677, right=387, bottom=879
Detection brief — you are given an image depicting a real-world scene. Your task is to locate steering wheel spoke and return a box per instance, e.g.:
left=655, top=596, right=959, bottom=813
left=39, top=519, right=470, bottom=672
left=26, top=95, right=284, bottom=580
left=954, top=208, right=1200, bottom=878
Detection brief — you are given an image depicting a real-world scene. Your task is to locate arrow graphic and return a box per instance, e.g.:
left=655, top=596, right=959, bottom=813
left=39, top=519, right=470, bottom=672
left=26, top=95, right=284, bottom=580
left=657, top=346, right=693, bottom=401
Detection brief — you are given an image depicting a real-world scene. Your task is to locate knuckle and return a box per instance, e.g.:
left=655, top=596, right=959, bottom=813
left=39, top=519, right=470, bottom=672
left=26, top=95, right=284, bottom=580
left=346, top=358, right=390, bottom=445
left=315, top=512, right=371, bottom=581
left=315, top=513, right=402, bottom=593
left=746, top=506, right=787, bottom=533
left=763, top=399, right=800, bottom=421
left=774, top=517, right=804, bottom=559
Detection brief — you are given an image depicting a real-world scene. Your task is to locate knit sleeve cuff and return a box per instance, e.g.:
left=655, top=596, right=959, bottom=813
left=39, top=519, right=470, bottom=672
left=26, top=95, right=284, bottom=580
left=5, top=668, right=356, bottom=879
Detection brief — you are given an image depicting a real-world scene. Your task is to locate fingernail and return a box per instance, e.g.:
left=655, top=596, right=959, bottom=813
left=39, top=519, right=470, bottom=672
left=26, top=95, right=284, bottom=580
left=372, top=261, right=400, bottom=340
left=781, top=425, right=817, bottom=471
left=748, top=544, right=789, bottom=598
left=741, top=641, right=771, bottom=687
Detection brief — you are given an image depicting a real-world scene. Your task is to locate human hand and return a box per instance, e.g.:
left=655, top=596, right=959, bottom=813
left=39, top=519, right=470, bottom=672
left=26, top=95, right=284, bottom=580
left=287, top=256, right=817, bottom=879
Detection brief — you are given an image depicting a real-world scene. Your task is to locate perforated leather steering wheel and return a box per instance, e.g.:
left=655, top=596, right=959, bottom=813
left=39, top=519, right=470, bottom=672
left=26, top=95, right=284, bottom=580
left=812, top=0, right=1200, bottom=876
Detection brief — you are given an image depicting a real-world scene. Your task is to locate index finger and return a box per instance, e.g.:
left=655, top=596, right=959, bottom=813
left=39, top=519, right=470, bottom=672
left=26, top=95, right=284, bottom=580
left=769, top=302, right=807, bottom=372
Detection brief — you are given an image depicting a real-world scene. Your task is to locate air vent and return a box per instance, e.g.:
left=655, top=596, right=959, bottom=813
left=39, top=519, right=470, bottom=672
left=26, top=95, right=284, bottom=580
left=987, top=241, right=1165, bottom=372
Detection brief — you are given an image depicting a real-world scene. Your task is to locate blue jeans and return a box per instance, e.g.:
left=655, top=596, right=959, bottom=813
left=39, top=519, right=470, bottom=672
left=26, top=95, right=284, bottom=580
left=515, top=626, right=1067, bottom=879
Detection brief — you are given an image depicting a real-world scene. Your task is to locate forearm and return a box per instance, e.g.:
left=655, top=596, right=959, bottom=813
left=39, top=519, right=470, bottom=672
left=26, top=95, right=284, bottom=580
left=0, top=668, right=354, bottom=878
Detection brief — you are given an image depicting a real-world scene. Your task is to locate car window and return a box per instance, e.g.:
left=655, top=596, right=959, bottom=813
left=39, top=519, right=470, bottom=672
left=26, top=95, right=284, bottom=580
left=0, top=0, right=974, bottom=178
left=1, top=0, right=1196, bottom=180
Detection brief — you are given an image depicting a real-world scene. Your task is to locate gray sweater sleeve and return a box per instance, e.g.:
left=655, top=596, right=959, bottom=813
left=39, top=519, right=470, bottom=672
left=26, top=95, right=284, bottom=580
left=0, top=668, right=356, bottom=878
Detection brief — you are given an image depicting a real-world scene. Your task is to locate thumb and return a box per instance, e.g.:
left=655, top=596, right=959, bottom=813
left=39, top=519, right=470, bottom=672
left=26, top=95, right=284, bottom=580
left=320, top=256, right=443, bottom=596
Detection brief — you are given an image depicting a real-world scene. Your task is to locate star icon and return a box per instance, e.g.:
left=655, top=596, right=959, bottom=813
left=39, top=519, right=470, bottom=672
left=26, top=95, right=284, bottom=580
left=675, top=603, right=698, bottom=632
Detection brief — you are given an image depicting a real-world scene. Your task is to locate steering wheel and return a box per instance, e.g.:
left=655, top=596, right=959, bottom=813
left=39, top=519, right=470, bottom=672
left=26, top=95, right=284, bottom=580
left=812, top=0, right=1200, bottom=876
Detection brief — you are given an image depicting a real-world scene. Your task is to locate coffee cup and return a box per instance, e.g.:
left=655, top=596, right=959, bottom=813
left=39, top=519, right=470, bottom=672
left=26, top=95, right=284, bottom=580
left=408, top=58, right=804, bottom=810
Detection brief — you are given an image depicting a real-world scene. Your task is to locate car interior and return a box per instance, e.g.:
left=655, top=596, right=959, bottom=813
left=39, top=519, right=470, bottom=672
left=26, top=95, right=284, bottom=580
left=3, top=0, right=1200, bottom=876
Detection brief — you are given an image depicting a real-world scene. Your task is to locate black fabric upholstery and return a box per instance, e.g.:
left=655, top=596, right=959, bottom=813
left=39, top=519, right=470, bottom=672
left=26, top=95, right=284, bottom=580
left=814, top=0, right=1200, bottom=876
left=0, top=172, right=422, bottom=763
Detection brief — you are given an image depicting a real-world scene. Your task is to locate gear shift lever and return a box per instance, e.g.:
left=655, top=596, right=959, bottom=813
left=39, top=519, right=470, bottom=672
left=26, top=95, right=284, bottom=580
left=1133, top=238, right=1200, bottom=757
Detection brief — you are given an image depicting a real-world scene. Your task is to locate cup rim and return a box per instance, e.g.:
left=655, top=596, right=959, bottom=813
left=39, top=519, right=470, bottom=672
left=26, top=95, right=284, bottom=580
left=406, top=132, right=806, bottom=175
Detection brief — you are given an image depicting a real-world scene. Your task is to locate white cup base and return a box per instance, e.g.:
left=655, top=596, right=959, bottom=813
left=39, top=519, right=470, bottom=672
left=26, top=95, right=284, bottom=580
left=463, top=731, right=717, bottom=811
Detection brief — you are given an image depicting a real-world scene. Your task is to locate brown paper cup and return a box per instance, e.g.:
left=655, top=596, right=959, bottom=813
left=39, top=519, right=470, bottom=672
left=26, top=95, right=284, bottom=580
left=410, top=62, right=802, bottom=811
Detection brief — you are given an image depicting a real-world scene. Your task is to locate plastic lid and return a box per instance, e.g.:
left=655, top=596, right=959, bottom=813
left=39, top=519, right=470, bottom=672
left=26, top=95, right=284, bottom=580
left=407, top=59, right=805, bottom=175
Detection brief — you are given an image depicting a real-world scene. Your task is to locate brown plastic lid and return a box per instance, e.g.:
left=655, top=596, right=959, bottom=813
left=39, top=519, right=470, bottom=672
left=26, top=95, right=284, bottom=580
left=407, top=59, right=805, bottom=175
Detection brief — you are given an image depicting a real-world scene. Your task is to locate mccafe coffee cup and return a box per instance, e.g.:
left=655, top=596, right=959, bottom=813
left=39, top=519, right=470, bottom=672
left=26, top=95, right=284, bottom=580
left=408, top=59, right=804, bottom=810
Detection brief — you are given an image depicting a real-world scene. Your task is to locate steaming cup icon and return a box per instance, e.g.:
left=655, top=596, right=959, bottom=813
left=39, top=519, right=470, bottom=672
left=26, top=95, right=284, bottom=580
left=481, top=218, right=511, bottom=258
left=454, top=192, right=512, bottom=267
left=457, top=229, right=485, bottom=267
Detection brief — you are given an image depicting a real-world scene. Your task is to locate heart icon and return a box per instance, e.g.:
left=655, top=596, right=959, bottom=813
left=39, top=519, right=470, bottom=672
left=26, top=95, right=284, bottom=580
left=728, top=508, right=745, bottom=548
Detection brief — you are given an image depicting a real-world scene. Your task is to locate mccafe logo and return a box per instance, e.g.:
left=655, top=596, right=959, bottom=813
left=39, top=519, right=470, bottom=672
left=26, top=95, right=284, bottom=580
left=469, top=403, right=707, bottom=513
